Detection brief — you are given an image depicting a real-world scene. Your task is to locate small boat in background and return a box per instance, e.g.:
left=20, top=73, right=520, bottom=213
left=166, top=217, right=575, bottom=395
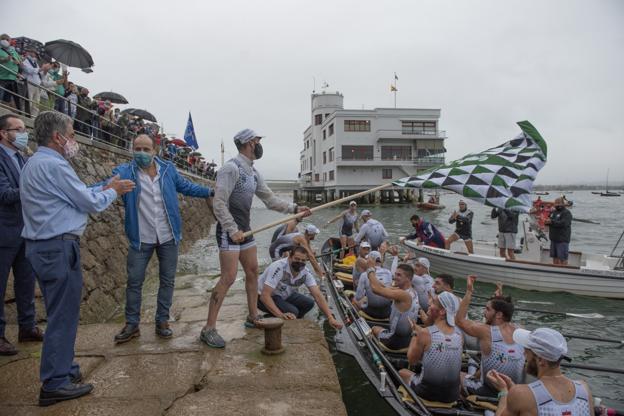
left=416, top=192, right=445, bottom=210
left=600, top=169, right=620, bottom=197
left=534, top=191, right=550, bottom=195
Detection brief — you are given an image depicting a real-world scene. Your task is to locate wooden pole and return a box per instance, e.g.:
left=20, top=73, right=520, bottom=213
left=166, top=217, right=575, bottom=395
left=242, top=183, right=393, bottom=238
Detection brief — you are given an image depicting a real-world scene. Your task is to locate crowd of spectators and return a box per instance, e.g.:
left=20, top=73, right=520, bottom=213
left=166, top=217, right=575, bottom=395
left=0, top=33, right=215, bottom=179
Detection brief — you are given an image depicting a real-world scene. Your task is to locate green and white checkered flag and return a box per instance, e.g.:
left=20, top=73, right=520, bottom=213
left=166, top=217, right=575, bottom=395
left=393, top=121, right=547, bottom=212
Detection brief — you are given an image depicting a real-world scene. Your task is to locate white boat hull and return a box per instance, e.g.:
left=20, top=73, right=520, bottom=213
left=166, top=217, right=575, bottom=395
left=403, top=241, right=624, bottom=299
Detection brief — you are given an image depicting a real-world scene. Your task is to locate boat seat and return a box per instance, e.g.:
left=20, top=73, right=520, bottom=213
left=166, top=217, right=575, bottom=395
left=465, top=395, right=498, bottom=411
left=374, top=338, right=408, bottom=354
left=397, top=386, right=457, bottom=408
left=344, top=290, right=355, bottom=298
left=335, top=272, right=353, bottom=284
left=333, top=264, right=352, bottom=272
left=359, top=310, right=390, bottom=324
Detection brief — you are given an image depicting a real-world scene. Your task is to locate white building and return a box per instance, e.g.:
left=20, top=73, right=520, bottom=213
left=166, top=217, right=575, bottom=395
left=298, top=91, right=447, bottom=202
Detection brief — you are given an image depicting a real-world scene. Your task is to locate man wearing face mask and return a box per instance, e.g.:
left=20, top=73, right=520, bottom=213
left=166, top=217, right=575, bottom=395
left=20, top=112, right=135, bottom=406
left=107, top=134, right=214, bottom=344
left=544, top=197, right=572, bottom=265
left=0, top=114, right=44, bottom=356
left=257, top=246, right=342, bottom=329
left=201, top=128, right=311, bottom=349
left=0, top=34, right=23, bottom=112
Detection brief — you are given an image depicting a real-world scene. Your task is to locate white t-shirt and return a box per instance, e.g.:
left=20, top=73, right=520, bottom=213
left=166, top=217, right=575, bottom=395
left=258, top=258, right=317, bottom=299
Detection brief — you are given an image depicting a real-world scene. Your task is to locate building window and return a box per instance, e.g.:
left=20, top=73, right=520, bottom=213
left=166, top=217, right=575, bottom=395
left=329, top=170, right=335, bottom=180
left=381, top=145, right=412, bottom=160
left=382, top=168, right=393, bottom=179
left=329, top=147, right=334, bottom=162
left=323, top=151, right=327, bottom=164
left=329, top=123, right=334, bottom=136
left=402, top=121, right=436, bottom=135
left=309, top=157, right=312, bottom=169
left=323, top=129, right=326, bottom=140
left=324, top=113, right=329, bottom=120
left=342, top=145, right=374, bottom=160
left=315, top=173, right=320, bottom=182
left=315, top=114, right=322, bottom=125
left=344, top=120, right=371, bottom=132
left=323, top=172, right=327, bottom=181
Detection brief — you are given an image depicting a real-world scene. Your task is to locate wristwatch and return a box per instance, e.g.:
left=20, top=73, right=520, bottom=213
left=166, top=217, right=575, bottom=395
left=366, top=267, right=376, bottom=275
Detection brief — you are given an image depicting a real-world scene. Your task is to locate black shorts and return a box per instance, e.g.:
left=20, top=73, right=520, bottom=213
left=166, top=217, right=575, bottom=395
left=453, top=231, right=472, bottom=241
left=216, top=223, right=255, bottom=252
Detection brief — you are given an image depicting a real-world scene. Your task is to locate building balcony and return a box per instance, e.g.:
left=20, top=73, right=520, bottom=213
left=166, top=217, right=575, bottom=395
left=335, top=156, right=444, bottom=167
left=375, top=129, right=447, bottom=140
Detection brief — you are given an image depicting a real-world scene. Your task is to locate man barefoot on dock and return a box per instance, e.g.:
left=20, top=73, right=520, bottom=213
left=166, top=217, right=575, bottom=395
left=200, top=128, right=311, bottom=349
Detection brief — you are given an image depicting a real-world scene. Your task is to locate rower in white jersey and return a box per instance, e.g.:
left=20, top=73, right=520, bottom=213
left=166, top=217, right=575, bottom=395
left=326, top=200, right=359, bottom=260
left=352, top=251, right=393, bottom=320
left=353, top=209, right=389, bottom=251
left=351, top=241, right=371, bottom=289
left=456, top=275, right=526, bottom=398
left=488, top=327, right=593, bottom=416
left=399, top=291, right=463, bottom=403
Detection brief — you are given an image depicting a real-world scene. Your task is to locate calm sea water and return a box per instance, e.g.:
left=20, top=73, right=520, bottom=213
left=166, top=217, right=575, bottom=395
left=180, top=190, right=624, bottom=410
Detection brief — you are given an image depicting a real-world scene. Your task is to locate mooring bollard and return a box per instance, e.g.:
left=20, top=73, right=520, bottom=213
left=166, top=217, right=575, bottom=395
left=256, top=317, right=285, bottom=355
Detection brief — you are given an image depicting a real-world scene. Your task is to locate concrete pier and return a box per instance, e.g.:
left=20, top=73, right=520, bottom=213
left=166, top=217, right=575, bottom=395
left=0, top=273, right=347, bottom=416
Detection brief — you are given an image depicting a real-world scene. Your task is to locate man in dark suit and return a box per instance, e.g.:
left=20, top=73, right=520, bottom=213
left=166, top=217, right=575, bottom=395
left=0, top=113, right=43, bottom=355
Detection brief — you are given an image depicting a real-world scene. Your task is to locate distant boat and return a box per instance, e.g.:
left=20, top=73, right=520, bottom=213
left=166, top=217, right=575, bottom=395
left=534, top=191, right=550, bottom=195
left=601, top=169, right=620, bottom=197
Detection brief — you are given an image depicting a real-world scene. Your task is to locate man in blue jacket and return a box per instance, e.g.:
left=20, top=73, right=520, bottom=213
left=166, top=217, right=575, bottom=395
left=113, top=134, right=214, bottom=343
left=0, top=114, right=43, bottom=356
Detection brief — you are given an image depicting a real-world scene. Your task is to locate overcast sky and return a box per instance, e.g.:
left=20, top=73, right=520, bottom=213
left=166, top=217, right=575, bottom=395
left=6, top=0, right=624, bottom=185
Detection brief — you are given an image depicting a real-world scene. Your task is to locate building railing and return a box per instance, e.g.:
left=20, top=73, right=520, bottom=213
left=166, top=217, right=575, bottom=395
left=0, top=62, right=215, bottom=181
left=375, top=128, right=447, bottom=139
left=335, top=156, right=445, bottom=165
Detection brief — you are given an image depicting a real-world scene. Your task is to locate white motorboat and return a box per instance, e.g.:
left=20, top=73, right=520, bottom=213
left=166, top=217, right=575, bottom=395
left=402, top=221, right=624, bottom=299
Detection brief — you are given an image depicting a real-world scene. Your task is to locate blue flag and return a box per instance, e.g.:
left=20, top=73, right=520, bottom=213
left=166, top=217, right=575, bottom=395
left=183, top=112, right=199, bottom=150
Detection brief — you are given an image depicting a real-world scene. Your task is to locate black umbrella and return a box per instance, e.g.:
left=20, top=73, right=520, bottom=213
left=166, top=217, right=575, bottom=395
left=93, top=91, right=129, bottom=104
left=44, top=39, right=94, bottom=69
left=13, top=36, right=50, bottom=61
left=121, top=108, right=157, bottom=122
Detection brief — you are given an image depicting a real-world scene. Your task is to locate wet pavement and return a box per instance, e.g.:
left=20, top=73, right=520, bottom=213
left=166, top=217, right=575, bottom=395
left=0, top=273, right=347, bottom=416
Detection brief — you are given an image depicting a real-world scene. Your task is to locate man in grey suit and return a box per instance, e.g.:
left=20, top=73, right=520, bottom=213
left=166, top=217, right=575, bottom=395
left=0, top=113, right=43, bottom=355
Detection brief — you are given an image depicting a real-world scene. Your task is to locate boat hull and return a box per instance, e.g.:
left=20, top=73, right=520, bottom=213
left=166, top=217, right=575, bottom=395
left=403, top=242, right=624, bottom=299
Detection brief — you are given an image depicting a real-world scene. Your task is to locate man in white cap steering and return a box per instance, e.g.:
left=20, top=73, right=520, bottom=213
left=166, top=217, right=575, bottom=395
left=201, top=128, right=311, bottom=348
left=353, top=209, right=388, bottom=251
left=487, top=327, right=593, bottom=416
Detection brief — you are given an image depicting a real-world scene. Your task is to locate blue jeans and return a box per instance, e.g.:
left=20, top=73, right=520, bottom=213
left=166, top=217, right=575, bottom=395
left=125, top=240, right=178, bottom=325
left=258, top=292, right=315, bottom=319
left=0, top=242, right=36, bottom=337
left=25, top=239, right=81, bottom=391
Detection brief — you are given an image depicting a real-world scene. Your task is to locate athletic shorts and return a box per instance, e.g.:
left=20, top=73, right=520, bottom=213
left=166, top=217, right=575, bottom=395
left=497, top=233, right=516, bottom=249
left=377, top=331, right=411, bottom=351
left=410, top=376, right=459, bottom=403
left=550, top=241, right=569, bottom=260
left=463, top=375, right=497, bottom=397
left=216, top=223, right=255, bottom=252
left=453, top=231, right=472, bottom=241
left=340, top=225, right=354, bottom=237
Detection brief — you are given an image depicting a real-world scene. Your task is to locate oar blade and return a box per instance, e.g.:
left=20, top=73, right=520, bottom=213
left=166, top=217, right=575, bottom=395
left=566, top=312, right=604, bottom=319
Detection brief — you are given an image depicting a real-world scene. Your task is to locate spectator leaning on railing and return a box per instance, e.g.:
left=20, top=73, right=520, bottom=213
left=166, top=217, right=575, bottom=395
left=0, top=34, right=23, bottom=112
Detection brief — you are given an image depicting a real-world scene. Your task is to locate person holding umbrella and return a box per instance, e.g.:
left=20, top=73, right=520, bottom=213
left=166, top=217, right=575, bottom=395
left=201, top=129, right=311, bottom=349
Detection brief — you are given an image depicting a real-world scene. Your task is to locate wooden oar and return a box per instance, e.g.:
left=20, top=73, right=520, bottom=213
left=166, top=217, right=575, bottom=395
left=561, top=362, right=624, bottom=375
left=470, top=301, right=604, bottom=319
left=572, top=218, right=600, bottom=225
left=242, top=183, right=393, bottom=238
left=562, top=333, right=624, bottom=345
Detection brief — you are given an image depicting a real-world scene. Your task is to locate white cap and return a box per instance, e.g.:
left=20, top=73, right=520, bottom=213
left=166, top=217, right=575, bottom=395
left=349, top=201, right=357, bottom=206
left=304, top=224, right=320, bottom=235
left=513, top=328, right=568, bottom=362
left=438, top=291, right=459, bottom=327
left=361, top=209, right=372, bottom=217
left=233, top=128, right=263, bottom=144
left=416, top=257, right=430, bottom=271
left=359, top=241, right=371, bottom=249
left=367, top=251, right=382, bottom=262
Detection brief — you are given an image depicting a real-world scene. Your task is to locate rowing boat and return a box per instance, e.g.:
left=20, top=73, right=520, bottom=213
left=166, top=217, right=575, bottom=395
left=415, top=202, right=445, bottom=211
left=402, top=221, right=624, bottom=298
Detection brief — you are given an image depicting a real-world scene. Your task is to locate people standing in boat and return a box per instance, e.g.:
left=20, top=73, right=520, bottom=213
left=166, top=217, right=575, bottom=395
left=257, top=246, right=342, bottom=329
left=399, top=291, right=463, bottom=403
left=201, top=128, right=311, bottom=349
left=365, top=258, right=419, bottom=351
left=326, top=200, right=359, bottom=259
left=352, top=251, right=393, bottom=320
left=401, top=214, right=445, bottom=248
left=268, top=224, right=324, bottom=277
left=353, top=209, right=389, bottom=251
left=456, top=276, right=525, bottom=398
left=445, top=200, right=474, bottom=253
left=491, top=207, right=520, bottom=260
left=351, top=241, right=371, bottom=289
left=487, top=327, right=593, bottom=416
left=545, top=197, right=572, bottom=266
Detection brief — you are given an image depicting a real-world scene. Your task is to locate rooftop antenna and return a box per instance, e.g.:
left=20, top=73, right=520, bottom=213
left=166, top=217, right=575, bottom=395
left=312, top=76, right=316, bottom=93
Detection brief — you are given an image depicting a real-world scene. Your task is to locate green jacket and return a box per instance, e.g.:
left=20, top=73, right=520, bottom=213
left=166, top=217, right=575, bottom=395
left=0, top=48, right=20, bottom=81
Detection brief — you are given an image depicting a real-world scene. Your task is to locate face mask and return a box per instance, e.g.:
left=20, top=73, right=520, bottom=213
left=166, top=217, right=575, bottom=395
left=290, top=261, right=305, bottom=273
left=59, top=134, right=79, bottom=159
left=253, top=142, right=263, bottom=160
left=0, top=40, right=9, bottom=48
left=134, top=151, right=153, bottom=168
left=13, top=132, right=28, bottom=151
